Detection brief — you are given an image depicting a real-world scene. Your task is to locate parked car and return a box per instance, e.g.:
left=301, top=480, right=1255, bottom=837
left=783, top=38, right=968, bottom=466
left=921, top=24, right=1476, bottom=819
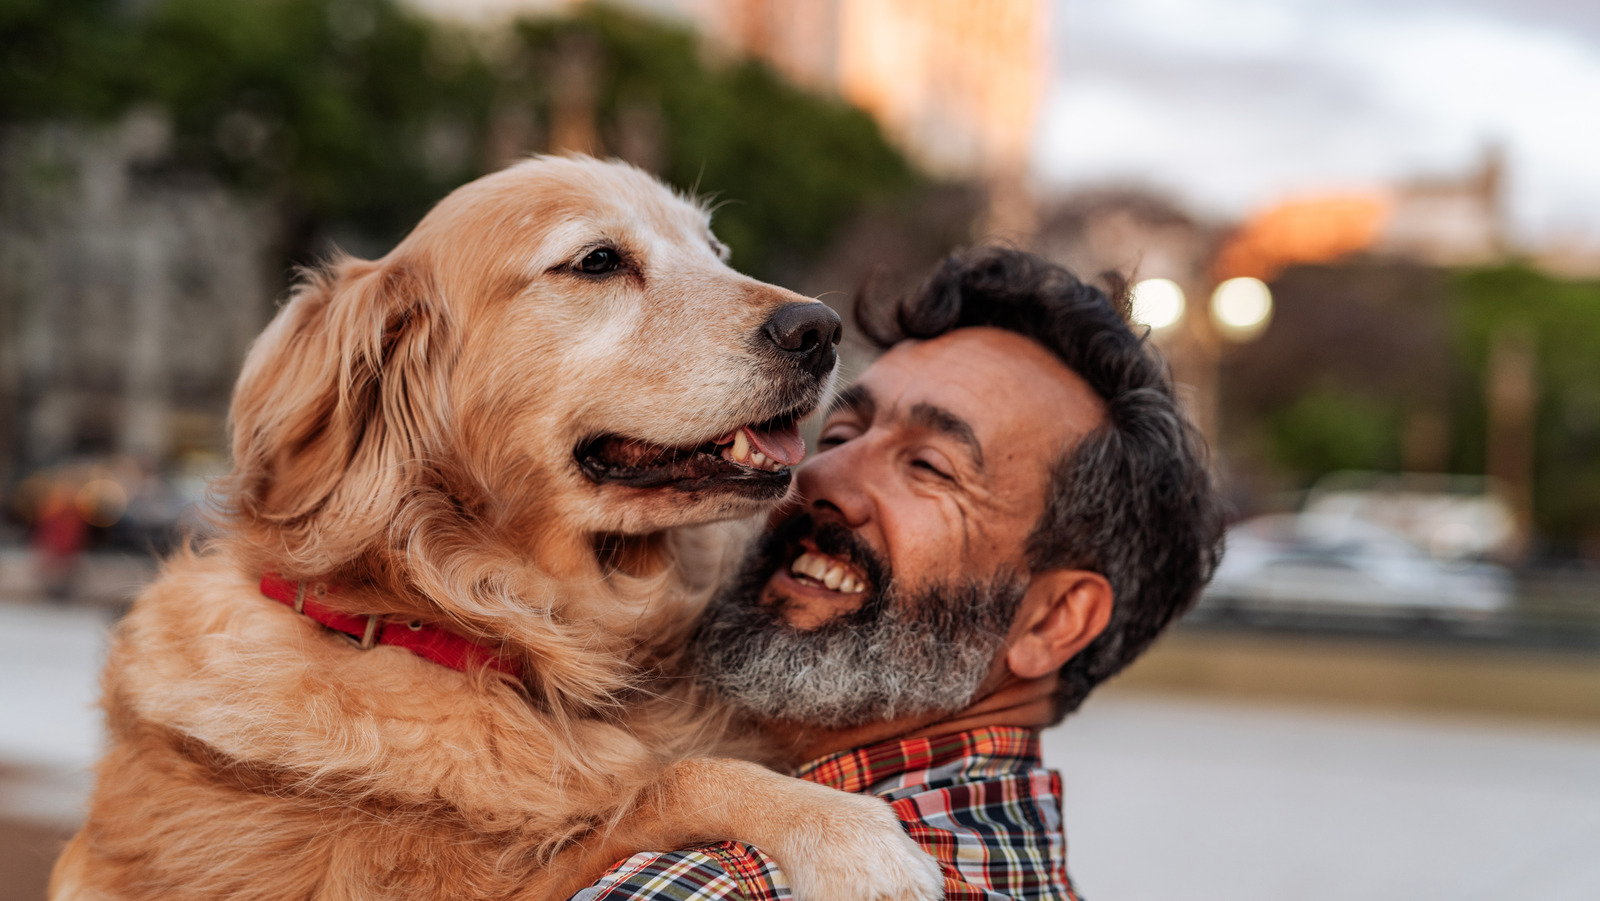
left=1198, top=513, right=1514, bottom=628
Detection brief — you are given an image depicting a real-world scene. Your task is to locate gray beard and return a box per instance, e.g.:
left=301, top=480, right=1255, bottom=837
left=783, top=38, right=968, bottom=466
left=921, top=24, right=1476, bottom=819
left=693, top=521, right=1026, bottom=729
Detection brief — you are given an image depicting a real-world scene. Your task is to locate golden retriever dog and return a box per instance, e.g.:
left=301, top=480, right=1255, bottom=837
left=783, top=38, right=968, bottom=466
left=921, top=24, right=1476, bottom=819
left=51, top=156, right=942, bottom=901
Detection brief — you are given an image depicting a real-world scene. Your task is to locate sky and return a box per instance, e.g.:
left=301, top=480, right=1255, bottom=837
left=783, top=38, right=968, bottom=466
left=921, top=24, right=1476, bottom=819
left=1035, top=0, right=1600, bottom=245
left=413, top=0, right=1600, bottom=247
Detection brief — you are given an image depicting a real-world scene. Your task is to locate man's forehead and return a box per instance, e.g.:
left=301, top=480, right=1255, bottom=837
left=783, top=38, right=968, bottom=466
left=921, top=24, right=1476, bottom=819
left=856, top=328, right=1106, bottom=444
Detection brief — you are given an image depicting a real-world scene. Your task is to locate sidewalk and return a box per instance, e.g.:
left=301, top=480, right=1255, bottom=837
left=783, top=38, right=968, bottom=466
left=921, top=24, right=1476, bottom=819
left=0, top=602, right=111, bottom=821
left=0, top=545, right=159, bottom=609
left=0, top=601, right=114, bottom=901
left=1048, top=691, right=1600, bottom=901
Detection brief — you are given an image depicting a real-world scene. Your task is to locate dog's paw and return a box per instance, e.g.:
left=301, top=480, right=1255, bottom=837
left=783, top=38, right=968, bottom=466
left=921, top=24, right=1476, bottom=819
left=780, top=790, right=944, bottom=901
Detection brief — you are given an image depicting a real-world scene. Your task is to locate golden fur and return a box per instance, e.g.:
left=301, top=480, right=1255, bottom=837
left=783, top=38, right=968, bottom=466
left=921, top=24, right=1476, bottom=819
left=51, top=157, right=941, bottom=901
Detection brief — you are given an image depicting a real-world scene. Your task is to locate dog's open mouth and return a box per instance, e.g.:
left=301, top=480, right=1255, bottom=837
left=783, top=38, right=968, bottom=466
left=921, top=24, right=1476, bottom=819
left=577, top=408, right=808, bottom=492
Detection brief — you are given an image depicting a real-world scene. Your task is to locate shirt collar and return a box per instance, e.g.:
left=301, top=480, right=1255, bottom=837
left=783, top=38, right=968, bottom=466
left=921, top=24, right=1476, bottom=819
left=793, top=726, right=1043, bottom=795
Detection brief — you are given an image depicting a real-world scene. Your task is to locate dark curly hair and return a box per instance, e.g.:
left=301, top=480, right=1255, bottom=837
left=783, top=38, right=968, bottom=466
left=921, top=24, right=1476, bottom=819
left=856, top=247, right=1225, bottom=720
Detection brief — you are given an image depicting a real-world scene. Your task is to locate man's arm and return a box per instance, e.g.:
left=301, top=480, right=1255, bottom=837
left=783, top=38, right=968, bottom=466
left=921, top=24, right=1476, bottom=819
left=570, top=843, right=792, bottom=901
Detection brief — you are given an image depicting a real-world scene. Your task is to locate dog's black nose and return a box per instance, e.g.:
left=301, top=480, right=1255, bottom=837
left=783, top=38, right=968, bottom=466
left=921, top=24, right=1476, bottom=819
left=764, top=302, right=842, bottom=379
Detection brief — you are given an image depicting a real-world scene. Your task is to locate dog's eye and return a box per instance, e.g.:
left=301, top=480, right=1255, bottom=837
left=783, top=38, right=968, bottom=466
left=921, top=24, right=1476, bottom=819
left=578, top=248, right=622, bottom=275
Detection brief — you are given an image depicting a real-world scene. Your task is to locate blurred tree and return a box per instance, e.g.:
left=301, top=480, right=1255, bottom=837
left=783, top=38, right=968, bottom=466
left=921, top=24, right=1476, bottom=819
left=2, top=0, right=923, bottom=277
left=1449, top=265, right=1600, bottom=551
left=1265, top=386, right=1404, bottom=475
left=1219, top=260, right=1450, bottom=486
left=2, top=0, right=497, bottom=262
left=1, top=0, right=137, bottom=121
left=1217, top=257, right=1600, bottom=551
left=505, top=3, right=922, bottom=276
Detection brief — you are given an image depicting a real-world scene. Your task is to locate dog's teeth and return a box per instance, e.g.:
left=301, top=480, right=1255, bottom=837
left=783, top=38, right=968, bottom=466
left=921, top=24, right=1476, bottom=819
left=751, top=451, right=768, bottom=468
left=822, top=566, right=844, bottom=590
left=838, top=574, right=857, bottom=594
left=731, top=429, right=750, bottom=462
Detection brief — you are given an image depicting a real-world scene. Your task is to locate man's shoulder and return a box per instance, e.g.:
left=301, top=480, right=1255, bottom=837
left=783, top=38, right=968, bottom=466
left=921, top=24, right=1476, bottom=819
left=571, top=843, right=791, bottom=901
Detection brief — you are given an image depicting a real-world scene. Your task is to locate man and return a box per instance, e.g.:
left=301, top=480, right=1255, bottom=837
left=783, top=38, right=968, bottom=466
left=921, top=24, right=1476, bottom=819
left=577, top=247, right=1225, bottom=900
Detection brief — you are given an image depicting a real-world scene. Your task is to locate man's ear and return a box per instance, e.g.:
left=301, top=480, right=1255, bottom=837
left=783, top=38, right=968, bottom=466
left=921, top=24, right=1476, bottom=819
left=1006, top=569, right=1113, bottom=680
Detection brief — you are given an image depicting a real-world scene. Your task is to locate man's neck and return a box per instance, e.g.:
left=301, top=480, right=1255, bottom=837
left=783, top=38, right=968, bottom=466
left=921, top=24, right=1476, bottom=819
left=770, top=673, right=1059, bottom=765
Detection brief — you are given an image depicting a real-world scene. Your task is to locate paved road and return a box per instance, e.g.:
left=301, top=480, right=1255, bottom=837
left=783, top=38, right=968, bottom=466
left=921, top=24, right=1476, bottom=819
left=4, top=600, right=1599, bottom=900
left=1047, top=693, right=1600, bottom=900
left=0, top=601, right=110, bottom=901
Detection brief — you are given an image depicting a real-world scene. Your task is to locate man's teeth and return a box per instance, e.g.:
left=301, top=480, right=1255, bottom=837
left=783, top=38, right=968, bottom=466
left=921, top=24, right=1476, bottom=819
left=789, top=551, right=867, bottom=594
left=719, top=429, right=784, bottom=472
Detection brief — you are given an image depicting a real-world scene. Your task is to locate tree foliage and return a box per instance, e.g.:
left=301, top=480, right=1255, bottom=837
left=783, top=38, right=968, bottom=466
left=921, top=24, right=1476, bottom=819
left=1266, top=386, right=1404, bottom=476
left=1, top=0, right=921, bottom=275
left=1449, top=265, right=1600, bottom=548
left=505, top=4, right=920, bottom=274
left=3, top=0, right=496, bottom=251
left=1223, top=258, right=1600, bottom=548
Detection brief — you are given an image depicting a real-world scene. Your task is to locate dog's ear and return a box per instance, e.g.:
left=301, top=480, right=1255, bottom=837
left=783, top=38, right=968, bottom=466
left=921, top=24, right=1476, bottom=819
left=225, top=255, right=454, bottom=571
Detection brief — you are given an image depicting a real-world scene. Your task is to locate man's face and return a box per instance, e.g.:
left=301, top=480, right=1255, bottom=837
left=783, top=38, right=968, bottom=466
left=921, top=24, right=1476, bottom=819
left=696, top=327, right=1107, bottom=727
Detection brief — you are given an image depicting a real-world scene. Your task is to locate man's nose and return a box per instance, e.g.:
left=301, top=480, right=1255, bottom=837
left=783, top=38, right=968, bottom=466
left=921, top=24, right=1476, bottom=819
left=763, top=302, right=841, bottom=380
left=795, top=436, right=872, bottom=528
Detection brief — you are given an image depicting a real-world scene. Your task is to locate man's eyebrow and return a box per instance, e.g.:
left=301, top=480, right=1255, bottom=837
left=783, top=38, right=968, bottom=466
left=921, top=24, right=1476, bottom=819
left=824, top=383, right=875, bottom=421
left=909, top=402, right=985, bottom=471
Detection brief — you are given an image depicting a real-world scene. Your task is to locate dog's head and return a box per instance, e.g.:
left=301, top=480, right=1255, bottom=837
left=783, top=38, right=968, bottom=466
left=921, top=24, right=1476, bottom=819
left=224, top=156, right=838, bottom=582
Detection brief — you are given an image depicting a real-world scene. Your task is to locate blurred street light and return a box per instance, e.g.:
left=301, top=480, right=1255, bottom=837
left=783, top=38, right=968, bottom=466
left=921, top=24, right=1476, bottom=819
left=1131, top=277, right=1187, bottom=331
left=1211, top=276, right=1274, bottom=342
left=1132, top=272, right=1273, bottom=445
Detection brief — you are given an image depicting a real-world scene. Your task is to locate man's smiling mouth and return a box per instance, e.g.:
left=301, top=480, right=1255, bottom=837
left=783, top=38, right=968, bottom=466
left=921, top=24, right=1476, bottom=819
left=788, top=546, right=870, bottom=595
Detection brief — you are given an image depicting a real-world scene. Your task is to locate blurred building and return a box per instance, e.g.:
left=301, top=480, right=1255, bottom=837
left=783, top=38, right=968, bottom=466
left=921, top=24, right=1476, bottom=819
left=0, top=112, right=274, bottom=486
left=1034, top=189, right=1211, bottom=291
left=711, top=0, right=1045, bottom=175
left=1032, top=190, right=1223, bottom=436
left=711, top=0, right=1047, bottom=238
left=1216, top=148, right=1509, bottom=283
left=421, top=0, right=1048, bottom=236
left=1531, top=236, right=1600, bottom=279
left=1381, top=147, right=1506, bottom=267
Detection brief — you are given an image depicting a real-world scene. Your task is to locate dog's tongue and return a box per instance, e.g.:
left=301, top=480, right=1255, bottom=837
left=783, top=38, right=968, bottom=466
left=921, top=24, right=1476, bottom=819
left=743, top=422, right=806, bottom=467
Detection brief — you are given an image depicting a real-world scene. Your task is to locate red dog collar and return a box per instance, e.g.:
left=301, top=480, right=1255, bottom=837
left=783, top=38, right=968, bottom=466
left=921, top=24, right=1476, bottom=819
left=259, top=573, right=522, bottom=680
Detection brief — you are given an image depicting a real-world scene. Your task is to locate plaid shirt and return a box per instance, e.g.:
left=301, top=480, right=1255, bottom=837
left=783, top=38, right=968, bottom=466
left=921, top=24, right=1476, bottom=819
left=572, top=727, right=1079, bottom=901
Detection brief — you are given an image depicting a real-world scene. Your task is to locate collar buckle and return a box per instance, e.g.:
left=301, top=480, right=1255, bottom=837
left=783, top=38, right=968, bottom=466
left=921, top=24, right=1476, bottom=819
left=353, top=613, right=381, bottom=650
left=295, top=579, right=380, bottom=650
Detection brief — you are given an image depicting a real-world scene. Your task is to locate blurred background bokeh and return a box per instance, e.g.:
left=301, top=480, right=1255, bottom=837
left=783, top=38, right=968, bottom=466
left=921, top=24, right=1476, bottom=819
left=3, top=1, right=1599, bottom=898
